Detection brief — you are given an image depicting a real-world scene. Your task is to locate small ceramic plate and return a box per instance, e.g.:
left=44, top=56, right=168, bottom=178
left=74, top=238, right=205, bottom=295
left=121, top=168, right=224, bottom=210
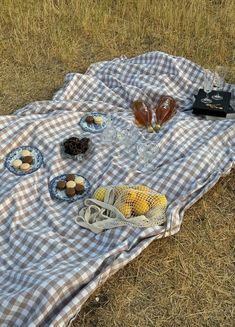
left=49, top=174, right=91, bottom=203
left=4, top=146, right=43, bottom=176
left=79, top=112, right=107, bottom=133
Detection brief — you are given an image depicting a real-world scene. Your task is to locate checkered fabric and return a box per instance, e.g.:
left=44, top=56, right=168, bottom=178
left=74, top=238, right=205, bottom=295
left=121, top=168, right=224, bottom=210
left=0, top=51, right=234, bottom=327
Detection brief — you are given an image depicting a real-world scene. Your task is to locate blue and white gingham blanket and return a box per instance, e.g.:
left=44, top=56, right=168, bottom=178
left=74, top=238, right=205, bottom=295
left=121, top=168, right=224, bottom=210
left=0, top=51, right=234, bottom=326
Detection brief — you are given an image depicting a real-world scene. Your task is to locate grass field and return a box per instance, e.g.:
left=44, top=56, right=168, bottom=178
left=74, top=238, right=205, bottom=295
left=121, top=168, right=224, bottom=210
left=1, top=0, right=235, bottom=326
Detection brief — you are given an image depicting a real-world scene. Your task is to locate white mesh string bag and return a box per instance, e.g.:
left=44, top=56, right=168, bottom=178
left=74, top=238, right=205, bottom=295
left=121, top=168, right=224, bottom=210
left=75, top=185, right=167, bottom=234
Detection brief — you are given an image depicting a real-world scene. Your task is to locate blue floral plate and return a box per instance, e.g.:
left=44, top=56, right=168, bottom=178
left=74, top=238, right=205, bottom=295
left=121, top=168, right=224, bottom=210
left=4, top=146, right=43, bottom=176
left=49, top=174, right=91, bottom=203
left=79, top=112, right=107, bottom=133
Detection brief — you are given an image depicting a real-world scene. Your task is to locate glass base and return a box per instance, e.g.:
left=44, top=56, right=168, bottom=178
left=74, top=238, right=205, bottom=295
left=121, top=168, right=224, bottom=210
left=136, top=167, right=147, bottom=173
left=212, top=94, right=223, bottom=101
left=135, top=158, right=151, bottom=173
left=201, top=97, right=212, bottom=104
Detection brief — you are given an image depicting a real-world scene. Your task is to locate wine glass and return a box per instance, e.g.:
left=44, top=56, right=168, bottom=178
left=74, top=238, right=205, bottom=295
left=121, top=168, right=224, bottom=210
left=136, top=141, right=159, bottom=173
left=116, top=129, right=126, bottom=142
left=116, top=126, right=140, bottom=154
left=101, top=114, right=117, bottom=144
left=136, top=141, right=146, bottom=166
left=201, top=69, right=214, bottom=104
left=212, top=66, right=226, bottom=101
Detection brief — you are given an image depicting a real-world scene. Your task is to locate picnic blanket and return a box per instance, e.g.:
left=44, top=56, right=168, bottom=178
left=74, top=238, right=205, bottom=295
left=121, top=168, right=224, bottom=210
left=0, top=51, right=234, bottom=327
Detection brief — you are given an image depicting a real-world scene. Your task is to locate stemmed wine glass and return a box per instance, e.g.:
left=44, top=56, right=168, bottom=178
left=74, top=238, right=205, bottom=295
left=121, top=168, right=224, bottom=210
left=101, top=114, right=117, bottom=144
left=201, top=69, right=214, bottom=104
left=136, top=141, right=159, bottom=173
left=212, top=66, right=226, bottom=101
left=116, top=126, right=140, bottom=154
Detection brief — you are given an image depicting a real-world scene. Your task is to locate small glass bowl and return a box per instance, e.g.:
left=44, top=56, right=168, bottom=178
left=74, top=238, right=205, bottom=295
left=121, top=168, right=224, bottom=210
left=60, top=134, right=95, bottom=162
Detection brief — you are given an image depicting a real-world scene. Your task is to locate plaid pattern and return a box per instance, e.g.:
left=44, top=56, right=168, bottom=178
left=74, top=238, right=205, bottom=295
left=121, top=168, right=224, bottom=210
left=0, top=51, right=234, bottom=327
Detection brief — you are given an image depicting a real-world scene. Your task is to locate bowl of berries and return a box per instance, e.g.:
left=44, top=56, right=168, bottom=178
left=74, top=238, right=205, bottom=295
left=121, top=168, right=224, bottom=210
left=60, top=134, right=94, bottom=162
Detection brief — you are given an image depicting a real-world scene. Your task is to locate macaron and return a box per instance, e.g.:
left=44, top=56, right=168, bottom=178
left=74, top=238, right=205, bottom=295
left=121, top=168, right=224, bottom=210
left=20, top=163, right=31, bottom=172
left=66, top=181, right=76, bottom=189
left=94, top=116, right=103, bottom=125
left=75, top=176, right=85, bottom=185
left=21, top=150, right=32, bottom=157
left=12, top=159, right=22, bottom=169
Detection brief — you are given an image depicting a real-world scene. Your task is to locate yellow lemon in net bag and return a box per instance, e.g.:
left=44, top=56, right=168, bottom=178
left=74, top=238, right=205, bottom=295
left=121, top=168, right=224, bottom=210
left=135, top=191, right=150, bottom=203
left=117, top=203, right=132, bottom=218
left=94, top=187, right=107, bottom=202
left=114, top=185, right=129, bottom=196
left=123, top=189, right=137, bottom=202
left=133, top=199, right=149, bottom=216
left=135, top=185, right=151, bottom=193
left=151, top=194, right=168, bottom=208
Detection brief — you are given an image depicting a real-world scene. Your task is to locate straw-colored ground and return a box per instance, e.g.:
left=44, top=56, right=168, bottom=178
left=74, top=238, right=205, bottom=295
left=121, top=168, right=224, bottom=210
left=1, top=1, right=234, bottom=326
left=71, top=170, right=235, bottom=327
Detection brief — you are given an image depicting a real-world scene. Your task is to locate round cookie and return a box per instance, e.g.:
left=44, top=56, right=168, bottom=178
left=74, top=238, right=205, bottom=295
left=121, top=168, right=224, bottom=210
left=20, top=163, right=31, bottom=172
left=75, top=183, right=85, bottom=195
left=57, top=180, right=66, bottom=190
left=66, top=188, right=76, bottom=197
left=85, top=115, right=95, bottom=124
left=75, top=176, right=85, bottom=185
left=22, top=156, right=33, bottom=164
left=21, top=150, right=32, bottom=157
left=66, top=174, right=75, bottom=182
left=94, top=116, right=103, bottom=125
left=12, top=159, right=22, bottom=169
left=66, top=181, right=76, bottom=189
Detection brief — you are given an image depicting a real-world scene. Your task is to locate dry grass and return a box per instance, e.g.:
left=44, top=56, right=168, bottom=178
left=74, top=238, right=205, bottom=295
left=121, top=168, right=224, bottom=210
left=1, top=0, right=235, bottom=114
left=71, top=169, right=235, bottom=327
left=1, top=0, right=235, bottom=326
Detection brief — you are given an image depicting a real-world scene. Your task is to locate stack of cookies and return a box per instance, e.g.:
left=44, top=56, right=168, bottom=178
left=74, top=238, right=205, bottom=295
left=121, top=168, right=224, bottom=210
left=56, top=174, right=85, bottom=198
left=12, top=150, right=34, bottom=172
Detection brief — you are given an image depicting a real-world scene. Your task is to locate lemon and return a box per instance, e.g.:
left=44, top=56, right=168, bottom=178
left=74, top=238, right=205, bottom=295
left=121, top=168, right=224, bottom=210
left=117, top=203, right=132, bottom=218
left=123, top=189, right=137, bottom=202
left=135, top=185, right=151, bottom=193
left=115, top=185, right=128, bottom=196
left=135, top=191, right=150, bottom=203
left=151, top=194, right=168, bottom=208
left=94, top=187, right=107, bottom=202
left=133, top=199, right=149, bottom=216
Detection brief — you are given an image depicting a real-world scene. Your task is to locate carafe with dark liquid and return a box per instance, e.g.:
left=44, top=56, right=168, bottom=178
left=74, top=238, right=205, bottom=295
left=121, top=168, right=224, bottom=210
left=132, top=101, right=152, bottom=128
left=154, top=96, right=176, bottom=131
